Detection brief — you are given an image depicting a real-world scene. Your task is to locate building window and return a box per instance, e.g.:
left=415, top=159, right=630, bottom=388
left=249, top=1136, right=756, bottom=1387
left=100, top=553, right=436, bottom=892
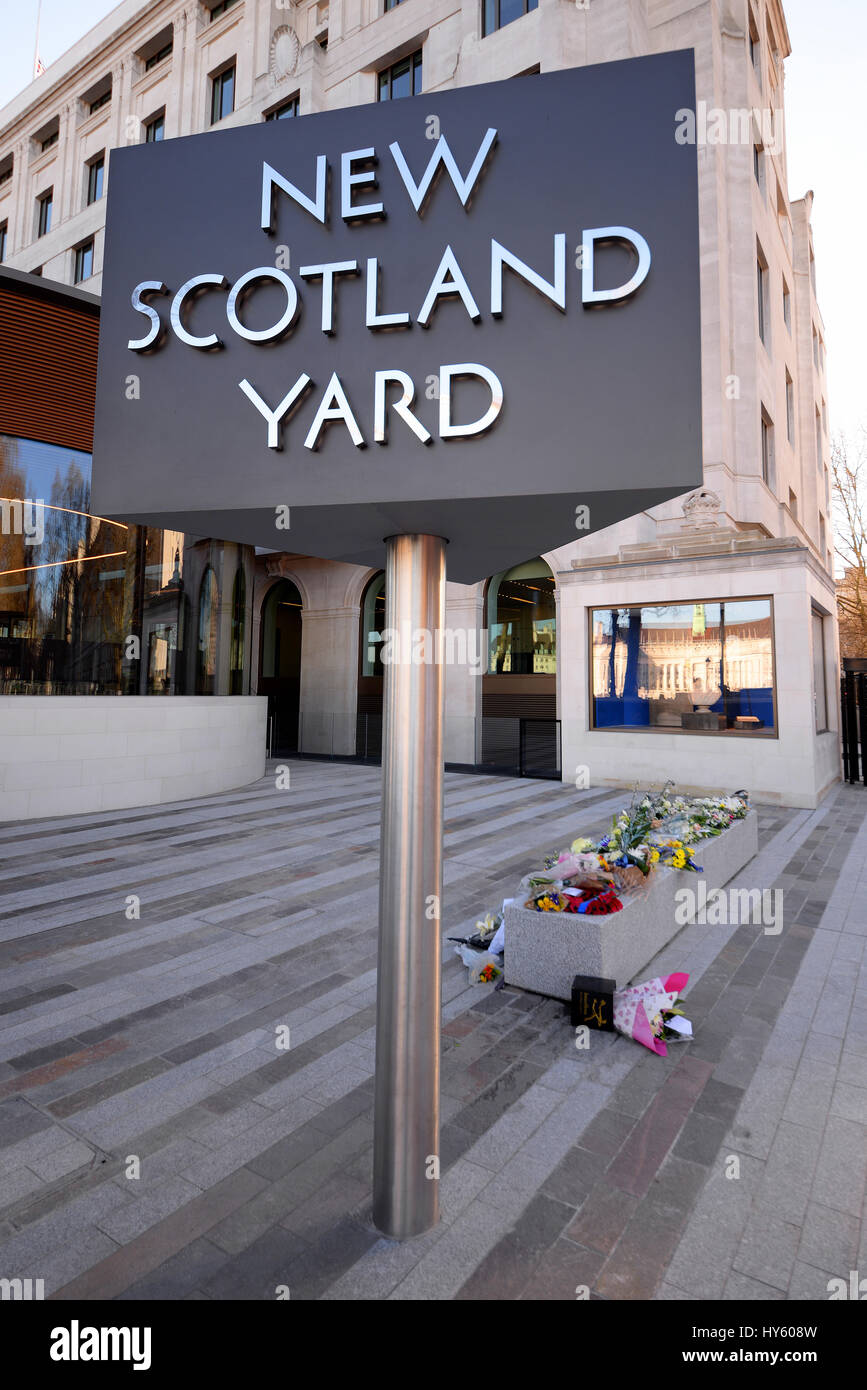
left=145, top=112, right=165, bottom=142
left=748, top=8, right=760, bottom=73
left=384, top=0, right=405, bottom=8
left=210, top=0, right=239, bottom=20
left=591, top=599, right=776, bottom=734
left=785, top=373, right=795, bottom=444
left=753, top=143, right=764, bottom=193
left=811, top=608, right=827, bottom=732
left=810, top=253, right=816, bottom=294
left=819, top=514, right=826, bottom=560
left=788, top=488, right=798, bottom=521
left=86, top=155, right=104, bottom=205
left=210, top=64, right=236, bottom=124
left=812, top=326, right=819, bottom=368
left=483, top=0, right=538, bottom=37
left=362, top=572, right=387, bottom=676
left=782, top=277, right=791, bottom=331
left=0, top=158, right=12, bottom=187
left=145, top=38, right=173, bottom=70
left=229, top=564, right=246, bottom=694
left=265, top=97, right=298, bottom=120
left=89, top=90, right=111, bottom=115
left=818, top=337, right=825, bottom=373
left=761, top=409, right=774, bottom=488
left=36, top=189, right=52, bottom=238
left=378, top=50, right=423, bottom=101
left=756, top=248, right=768, bottom=345
left=73, top=240, right=94, bottom=283
left=40, top=129, right=59, bottom=152
left=816, top=409, right=822, bottom=470
left=196, top=566, right=219, bottom=694
left=487, top=558, right=556, bottom=674
left=0, top=221, right=6, bottom=262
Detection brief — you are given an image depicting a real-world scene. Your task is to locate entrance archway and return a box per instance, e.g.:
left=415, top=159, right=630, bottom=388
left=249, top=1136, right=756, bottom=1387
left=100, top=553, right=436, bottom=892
left=482, top=557, right=559, bottom=775
left=259, top=579, right=302, bottom=753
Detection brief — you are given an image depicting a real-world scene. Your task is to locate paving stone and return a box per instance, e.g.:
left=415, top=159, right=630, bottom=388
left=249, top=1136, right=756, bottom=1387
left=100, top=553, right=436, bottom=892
left=520, top=1237, right=605, bottom=1300
left=202, top=1226, right=310, bottom=1300
left=117, top=1236, right=231, bottom=1300
left=1, top=766, right=862, bottom=1301
left=731, top=1210, right=802, bottom=1292
left=787, top=1259, right=840, bottom=1300
left=454, top=1232, right=541, bottom=1300
left=96, top=1175, right=204, bottom=1244
left=721, top=1270, right=785, bottom=1300
left=53, top=1168, right=268, bottom=1299
left=574, top=1107, right=637, bottom=1159
left=606, top=1058, right=713, bottom=1197
left=809, top=1115, right=867, bottom=1217
left=673, top=1112, right=729, bottom=1167
left=566, top=1181, right=638, bottom=1255
left=796, top=1201, right=860, bottom=1277
left=541, top=1146, right=608, bottom=1209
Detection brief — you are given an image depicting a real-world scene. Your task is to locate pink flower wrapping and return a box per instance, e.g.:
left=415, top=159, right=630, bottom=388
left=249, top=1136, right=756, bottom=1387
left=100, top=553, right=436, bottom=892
left=613, top=972, right=690, bottom=1055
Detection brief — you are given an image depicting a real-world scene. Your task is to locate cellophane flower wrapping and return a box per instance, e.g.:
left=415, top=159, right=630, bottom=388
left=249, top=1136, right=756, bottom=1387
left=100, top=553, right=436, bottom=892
left=613, top=972, right=690, bottom=1056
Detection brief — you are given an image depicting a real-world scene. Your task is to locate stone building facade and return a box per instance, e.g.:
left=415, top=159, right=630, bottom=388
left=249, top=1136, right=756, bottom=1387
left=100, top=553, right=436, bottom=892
left=0, top=0, right=839, bottom=808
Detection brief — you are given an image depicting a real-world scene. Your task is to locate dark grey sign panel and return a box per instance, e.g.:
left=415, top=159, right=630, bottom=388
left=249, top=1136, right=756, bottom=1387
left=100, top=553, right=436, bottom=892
left=92, top=52, right=702, bottom=582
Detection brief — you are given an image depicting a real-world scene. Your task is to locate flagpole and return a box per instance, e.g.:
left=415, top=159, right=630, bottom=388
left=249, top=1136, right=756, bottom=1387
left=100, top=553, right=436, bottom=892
left=33, top=0, right=43, bottom=79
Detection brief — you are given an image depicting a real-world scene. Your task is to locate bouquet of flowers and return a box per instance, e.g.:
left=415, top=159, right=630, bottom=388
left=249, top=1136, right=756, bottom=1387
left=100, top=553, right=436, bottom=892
left=613, top=971, right=691, bottom=1056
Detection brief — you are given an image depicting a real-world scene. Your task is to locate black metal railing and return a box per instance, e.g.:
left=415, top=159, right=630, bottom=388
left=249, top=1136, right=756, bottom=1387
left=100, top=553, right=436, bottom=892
left=841, top=670, right=867, bottom=785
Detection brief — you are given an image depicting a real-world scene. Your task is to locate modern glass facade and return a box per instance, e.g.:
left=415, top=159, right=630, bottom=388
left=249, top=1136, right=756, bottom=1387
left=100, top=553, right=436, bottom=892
left=0, top=433, right=254, bottom=696
left=487, top=559, right=556, bottom=674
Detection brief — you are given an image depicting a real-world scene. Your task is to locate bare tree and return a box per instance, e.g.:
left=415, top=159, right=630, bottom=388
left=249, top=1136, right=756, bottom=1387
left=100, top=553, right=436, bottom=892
left=833, top=429, right=867, bottom=658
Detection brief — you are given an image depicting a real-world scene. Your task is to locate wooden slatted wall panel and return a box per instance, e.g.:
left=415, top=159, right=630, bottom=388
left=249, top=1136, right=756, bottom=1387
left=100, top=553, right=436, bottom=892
left=0, top=285, right=98, bottom=453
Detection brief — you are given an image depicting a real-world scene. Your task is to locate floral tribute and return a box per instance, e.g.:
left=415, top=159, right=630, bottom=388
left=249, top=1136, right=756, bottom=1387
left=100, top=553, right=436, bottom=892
left=520, top=783, right=749, bottom=915
left=612, top=972, right=691, bottom=1056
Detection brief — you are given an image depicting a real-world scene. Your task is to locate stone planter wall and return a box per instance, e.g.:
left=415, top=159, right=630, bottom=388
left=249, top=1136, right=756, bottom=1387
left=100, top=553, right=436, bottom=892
left=503, top=811, right=759, bottom=999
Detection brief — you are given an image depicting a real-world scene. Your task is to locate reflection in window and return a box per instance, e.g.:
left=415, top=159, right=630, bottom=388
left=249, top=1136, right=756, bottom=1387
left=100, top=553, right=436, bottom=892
left=361, top=572, right=386, bottom=676
left=378, top=51, right=422, bottom=101
left=230, top=564, right=246, bottom=694
left=487, top=558, right=555, bottom=674
left=812, top=609, right=827, bottom=732
left=143, top=536, right=184, bottom=694
left=591, top=599, right=775, bottom=733
left=0, top=434, right=129, bottom=693
left=483, top=0, right=538, bottom=38
left=196, top=566, right=219, bottom=694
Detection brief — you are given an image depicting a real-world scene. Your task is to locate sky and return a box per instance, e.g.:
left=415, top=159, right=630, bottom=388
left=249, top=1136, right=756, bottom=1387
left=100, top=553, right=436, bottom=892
left=0, top=0, right=864, bottom=442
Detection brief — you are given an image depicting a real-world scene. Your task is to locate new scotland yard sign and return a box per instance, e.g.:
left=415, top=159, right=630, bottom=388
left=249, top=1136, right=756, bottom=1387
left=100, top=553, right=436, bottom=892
left=92, top=51, right=702, bottom=583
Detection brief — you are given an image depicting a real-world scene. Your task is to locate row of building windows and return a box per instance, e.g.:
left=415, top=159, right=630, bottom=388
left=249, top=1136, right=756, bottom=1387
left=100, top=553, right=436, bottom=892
left=0, top=215, right=92, bottom=281
left=0, top=0, right=541, bottom=192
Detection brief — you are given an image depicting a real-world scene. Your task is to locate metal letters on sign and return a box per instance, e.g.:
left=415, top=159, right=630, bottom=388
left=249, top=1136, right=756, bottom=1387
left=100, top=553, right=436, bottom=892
left=93, top=52, right=702, bottom=582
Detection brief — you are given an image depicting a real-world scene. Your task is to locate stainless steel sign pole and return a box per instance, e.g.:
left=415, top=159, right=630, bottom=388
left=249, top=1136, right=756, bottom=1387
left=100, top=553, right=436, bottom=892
left=374, top=532, right=446, bottom=1237
left=92, top=53, right=703, bottom=1242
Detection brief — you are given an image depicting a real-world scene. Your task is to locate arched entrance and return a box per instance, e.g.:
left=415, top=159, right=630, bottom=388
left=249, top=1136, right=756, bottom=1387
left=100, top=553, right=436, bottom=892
left=259, top=579, right=302, bottom=753
left=356, top=570, right=385, bottom=759
left=482, top=557, right=559, bottom=776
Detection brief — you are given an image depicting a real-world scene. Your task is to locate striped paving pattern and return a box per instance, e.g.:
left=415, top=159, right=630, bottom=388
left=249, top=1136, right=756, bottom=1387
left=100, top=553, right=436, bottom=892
left=0, top=762, right=863, bottom=1300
